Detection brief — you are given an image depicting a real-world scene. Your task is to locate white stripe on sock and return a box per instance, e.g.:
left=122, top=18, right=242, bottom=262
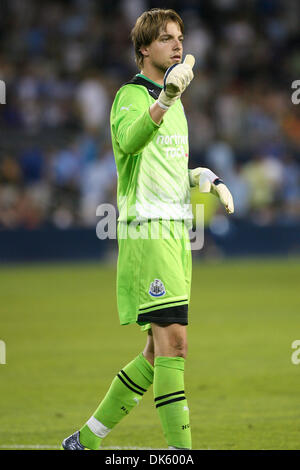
left=86, top=416, right=111, bottom=438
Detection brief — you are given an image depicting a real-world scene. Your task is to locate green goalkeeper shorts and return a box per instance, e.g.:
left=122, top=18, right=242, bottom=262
left=116, top=219, right=192, bottom=331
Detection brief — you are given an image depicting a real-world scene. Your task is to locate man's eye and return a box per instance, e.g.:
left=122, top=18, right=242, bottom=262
left=160, top=37, right=183, bottom=43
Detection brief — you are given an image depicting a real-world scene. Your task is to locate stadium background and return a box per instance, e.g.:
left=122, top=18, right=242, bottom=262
left=0, top=0, right=300, bottom=450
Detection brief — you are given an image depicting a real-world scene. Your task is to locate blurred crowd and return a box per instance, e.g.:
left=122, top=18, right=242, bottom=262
left=0, top=0, right=300, bottom=230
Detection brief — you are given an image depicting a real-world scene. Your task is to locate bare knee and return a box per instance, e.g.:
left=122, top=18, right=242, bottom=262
left=151, top=323, right=188, bottom=359
left=170, top=333, right=188, bottom=358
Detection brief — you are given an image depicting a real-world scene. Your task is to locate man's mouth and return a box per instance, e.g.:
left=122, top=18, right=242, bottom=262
left=171, top=55, right=181, bottom=61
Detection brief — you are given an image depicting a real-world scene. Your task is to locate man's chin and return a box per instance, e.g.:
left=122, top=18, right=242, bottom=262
left=163, top=60, right=179, bottom=71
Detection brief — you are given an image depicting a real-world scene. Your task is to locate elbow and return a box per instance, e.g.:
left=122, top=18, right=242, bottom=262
left=119, top=140, right=144, bottom=156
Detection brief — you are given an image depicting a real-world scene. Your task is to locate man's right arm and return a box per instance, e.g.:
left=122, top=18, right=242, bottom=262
left=149, top=101, right=167, bottom=125
left=111, top=85, right=164, bottom=155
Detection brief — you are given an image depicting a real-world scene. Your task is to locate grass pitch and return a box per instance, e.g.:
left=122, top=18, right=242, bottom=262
left=0, top=258, right=300, bottom=450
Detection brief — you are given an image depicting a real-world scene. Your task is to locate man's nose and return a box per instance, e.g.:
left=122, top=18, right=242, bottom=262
left=173, top=39, right=182, bottom=50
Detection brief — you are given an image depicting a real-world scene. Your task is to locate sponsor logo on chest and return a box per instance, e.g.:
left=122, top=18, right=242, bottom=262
left=156, top=134, right=188, bottom=160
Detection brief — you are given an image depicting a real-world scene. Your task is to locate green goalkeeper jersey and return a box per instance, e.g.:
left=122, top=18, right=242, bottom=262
left=110, top=74, right=193, bottom=227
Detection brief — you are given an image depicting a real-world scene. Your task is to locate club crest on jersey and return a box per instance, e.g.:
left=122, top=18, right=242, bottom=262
left=149, top=279, right=166, bottom=297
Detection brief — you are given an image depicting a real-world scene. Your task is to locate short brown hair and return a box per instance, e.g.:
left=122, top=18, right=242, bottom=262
left=131, top=8, right=184, bottom=70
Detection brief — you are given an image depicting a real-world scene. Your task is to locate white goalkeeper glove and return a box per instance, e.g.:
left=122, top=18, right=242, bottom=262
left=157, top=54, right=195, bottom=110
left=189, top=167, right=234, bottom=215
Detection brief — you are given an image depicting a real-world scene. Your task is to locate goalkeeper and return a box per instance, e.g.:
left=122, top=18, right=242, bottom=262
left=62, top=8, right=234, bottom=450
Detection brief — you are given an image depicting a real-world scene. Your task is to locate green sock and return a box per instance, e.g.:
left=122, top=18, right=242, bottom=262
left=79, top=353, right=154, bottom=449
left=154, top=356, right=191, bottom=449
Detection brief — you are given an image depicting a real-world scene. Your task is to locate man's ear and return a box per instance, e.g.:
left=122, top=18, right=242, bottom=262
left=140, top=46, right=149, bottom=59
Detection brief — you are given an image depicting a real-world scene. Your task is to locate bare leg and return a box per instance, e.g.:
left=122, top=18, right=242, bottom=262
left=143, top=329, right=155, bottom=366
left=151, top=323, right=187, bottom=358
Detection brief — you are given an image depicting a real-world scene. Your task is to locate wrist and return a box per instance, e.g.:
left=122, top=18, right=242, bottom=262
left=149, top=101, right=167, bottom=125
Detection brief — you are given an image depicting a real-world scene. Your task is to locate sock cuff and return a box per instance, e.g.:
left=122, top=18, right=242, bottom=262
left=124, top=353, right=154, bottom=386
left=139, top=352, right=154, bottom=373
left=154, top=356, right=185, bottom=371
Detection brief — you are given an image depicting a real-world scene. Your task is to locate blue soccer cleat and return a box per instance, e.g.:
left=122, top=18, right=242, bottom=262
left=61, top=431, right=88, bottom=450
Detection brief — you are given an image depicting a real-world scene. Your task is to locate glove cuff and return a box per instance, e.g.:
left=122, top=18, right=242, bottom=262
left=158, top=89, right=178, bottom=109
left=156, top=99, right=169, bottom=110
left=212, top=178, right=224, bottom=186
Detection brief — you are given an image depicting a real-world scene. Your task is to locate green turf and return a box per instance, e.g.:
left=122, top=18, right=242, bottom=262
left=0, top=258, right=300, bottom=450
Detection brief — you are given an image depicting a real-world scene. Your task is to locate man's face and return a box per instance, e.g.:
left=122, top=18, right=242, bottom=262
left=142, top=21, right=184, bottom=73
